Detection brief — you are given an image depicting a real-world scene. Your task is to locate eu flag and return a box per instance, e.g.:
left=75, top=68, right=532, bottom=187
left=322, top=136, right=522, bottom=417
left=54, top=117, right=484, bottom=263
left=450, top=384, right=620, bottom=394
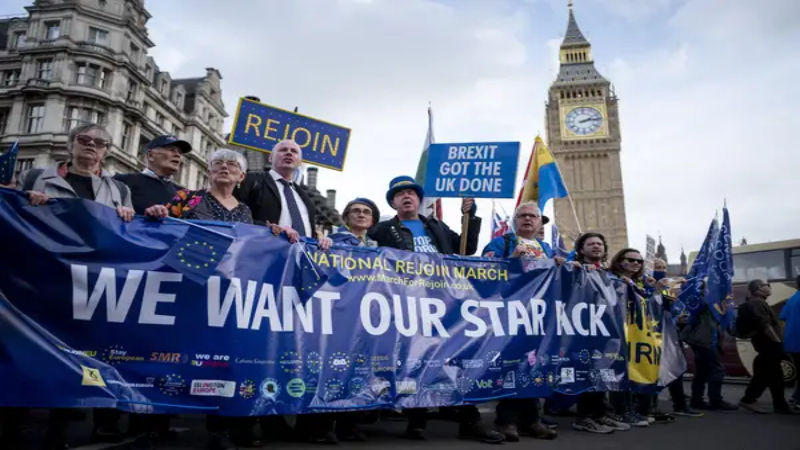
left=0, top=140, right=20, bottom=186
left=678, top=217, right=719, bottom=315
left=704, top=207, right=735, bottom=328
left=516, top=137, right=568, bottom=211
left=162, top=223, right=234, bottom=285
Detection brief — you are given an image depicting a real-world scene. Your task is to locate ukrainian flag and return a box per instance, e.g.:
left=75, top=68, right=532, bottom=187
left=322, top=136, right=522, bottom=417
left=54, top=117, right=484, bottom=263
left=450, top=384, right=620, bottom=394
left=516, top=136, right=568, bottom=211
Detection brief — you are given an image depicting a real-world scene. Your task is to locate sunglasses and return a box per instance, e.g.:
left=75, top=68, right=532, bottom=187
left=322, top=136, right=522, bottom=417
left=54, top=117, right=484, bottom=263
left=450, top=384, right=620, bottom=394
left=516, top=213, right=540, bottom=220
left=75, top=134, right=109, bottom=149
left=624, top=257, right=644, bottom=264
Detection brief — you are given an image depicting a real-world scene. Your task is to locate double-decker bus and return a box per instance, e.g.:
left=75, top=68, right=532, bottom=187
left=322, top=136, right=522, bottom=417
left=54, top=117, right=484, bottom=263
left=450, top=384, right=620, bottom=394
left=688, top=238, right=800, bottom=383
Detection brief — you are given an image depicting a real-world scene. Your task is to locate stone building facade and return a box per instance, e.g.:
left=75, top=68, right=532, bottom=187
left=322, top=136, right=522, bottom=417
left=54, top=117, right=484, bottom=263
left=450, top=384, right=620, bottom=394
left=0, top=0, right=227, bottom=189
left=545, top=3, right=629, bottom=254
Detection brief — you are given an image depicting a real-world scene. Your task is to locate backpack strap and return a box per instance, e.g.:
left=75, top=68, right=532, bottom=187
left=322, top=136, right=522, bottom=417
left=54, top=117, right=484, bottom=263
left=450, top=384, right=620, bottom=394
left=22, top=168, right=44, bottom=191
left=503, top=234, right=512, bottom=258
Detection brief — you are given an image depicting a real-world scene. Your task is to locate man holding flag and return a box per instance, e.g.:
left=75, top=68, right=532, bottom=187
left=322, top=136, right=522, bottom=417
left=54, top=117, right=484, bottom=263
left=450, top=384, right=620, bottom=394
left=679, top=210, right=737, bottom=411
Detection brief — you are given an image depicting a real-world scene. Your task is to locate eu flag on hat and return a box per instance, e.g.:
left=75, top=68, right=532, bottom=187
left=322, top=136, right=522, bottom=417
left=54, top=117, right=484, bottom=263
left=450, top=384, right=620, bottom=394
left=0, top=140, right=20, bottom=185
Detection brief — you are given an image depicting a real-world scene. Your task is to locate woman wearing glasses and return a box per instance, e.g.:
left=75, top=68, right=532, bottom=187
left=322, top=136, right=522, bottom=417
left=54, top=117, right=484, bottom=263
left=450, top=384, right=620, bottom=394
left=144, top=149, right=257, bottom=450
left=6, top=125, right=135, bottom=448
left=145, top=149, right=252, bottom=226
left=18, top=123, right=134, bottom=222
left=607, top=249, right=656, bottom=428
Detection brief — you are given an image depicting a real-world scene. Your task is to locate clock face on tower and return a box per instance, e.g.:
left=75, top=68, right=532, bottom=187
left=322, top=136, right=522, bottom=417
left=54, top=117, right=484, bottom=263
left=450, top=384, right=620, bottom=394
left=565, top=106, right=604, bottom=136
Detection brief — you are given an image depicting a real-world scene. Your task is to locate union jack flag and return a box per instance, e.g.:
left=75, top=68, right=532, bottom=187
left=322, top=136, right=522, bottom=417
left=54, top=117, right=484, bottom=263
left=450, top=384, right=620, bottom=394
left=491, top=203, right=510, bottom=239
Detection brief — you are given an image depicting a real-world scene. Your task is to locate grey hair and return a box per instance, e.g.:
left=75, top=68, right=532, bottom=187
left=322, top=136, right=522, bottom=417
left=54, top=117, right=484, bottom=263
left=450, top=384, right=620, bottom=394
left=514, top=201, right=541, bottom=217
left=67, top=123, right=112, bottom=152
left=208, top=149, right=247, bottom=172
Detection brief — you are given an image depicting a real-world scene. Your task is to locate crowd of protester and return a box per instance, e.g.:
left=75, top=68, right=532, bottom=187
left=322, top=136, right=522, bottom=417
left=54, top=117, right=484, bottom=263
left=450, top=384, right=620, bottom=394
left=0, top=123, right=797, bottom=449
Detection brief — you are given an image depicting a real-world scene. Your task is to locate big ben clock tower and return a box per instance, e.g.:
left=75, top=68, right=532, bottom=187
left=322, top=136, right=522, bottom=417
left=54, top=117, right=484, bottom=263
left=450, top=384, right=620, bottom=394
left=545, top=2, right=629, bottom=253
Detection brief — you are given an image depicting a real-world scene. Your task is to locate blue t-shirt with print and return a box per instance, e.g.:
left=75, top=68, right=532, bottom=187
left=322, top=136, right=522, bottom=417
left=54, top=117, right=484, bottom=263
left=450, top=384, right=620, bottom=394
left=402, top=219, right=438, bottom=253
left=780, top=291, right=800, bottom=353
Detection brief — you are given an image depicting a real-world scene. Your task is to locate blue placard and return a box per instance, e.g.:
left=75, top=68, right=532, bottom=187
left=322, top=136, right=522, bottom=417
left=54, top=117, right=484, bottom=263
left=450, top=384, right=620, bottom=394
left=423, top=142, right=519, bottom=198
left=228, top=98, right=351, bottom=171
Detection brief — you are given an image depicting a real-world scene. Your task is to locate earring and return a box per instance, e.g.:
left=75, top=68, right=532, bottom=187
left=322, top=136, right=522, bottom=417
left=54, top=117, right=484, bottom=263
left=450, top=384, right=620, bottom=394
left=237, top=182, right=241, bottom=189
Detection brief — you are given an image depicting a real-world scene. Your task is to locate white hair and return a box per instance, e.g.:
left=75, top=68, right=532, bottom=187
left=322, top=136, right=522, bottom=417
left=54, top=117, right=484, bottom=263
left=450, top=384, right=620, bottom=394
left=208, top=149, right=247, bottom=172
left=514, top=201, right=541, bottom=217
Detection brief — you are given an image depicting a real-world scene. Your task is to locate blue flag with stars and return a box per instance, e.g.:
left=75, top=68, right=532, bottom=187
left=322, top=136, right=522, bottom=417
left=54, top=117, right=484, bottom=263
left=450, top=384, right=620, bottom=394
left=678, top=217, right=719, bottom=316
left=704, top=207, right=735, bottom=329
left=162, top=223, right=234, bottom=285
left=0, top=140, right=20, bottom=185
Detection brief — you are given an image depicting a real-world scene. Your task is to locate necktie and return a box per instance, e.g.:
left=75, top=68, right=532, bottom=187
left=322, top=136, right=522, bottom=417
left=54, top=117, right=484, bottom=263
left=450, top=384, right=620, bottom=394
left=278, top=179, right=307, bottom=236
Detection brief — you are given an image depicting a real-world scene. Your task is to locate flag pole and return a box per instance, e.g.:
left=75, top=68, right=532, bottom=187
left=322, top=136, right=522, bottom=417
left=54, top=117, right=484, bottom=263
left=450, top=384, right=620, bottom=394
left=460, top=212, right=469, bottom=255
left=545, top=136, right=582, bottom=234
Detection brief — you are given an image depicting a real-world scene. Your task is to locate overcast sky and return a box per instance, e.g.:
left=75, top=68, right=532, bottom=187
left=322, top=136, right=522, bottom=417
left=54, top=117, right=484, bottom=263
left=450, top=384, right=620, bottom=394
left=3, top=0, right=798, bottom=261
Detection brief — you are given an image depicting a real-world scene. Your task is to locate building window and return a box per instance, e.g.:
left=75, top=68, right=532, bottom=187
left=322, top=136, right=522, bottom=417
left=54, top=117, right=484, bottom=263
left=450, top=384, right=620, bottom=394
left=98, top=0, right=108, bottom=7
left=145, top=65, right=153, bottom=83
left=15, top=158, right=35, bottom=182
left=0, top=107, right=9, bottom=134
left=26, top=104, right=45, bottom=133
left=88, top=27, right=109, bottom=45
left=156, top=112, right=165, bottom=127
left=791, top=248, right=800, bottom=279
left=129, top=42, right=140, bottom=64
left=76, top=63, right=111, bottom=89
left=175, top=92, right=183, bottom=107
left=121, top=122, right=132, bottom=151
left=143, top=103, right=150, bottom=118
left=2, top=70, right=20, bottom=86
left=37, top=59, right=54, bottom=80
left=160, top=79, right=168, bottom=95
left=733, top=250, right=788, bottom=283
left=63, top=106, right=106, bottom=132
left=44, top=21, right=61, bottom=40
left=12, top=31, right=26, bottom=48
left=172, top=124, right=180, bottom=135
left=126, top=80, right=138, bottom=101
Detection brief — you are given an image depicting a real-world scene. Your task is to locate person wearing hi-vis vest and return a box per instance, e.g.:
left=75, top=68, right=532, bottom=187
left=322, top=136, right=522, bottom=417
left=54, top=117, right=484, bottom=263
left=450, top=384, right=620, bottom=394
left=369, top=176, right=503, bottom=443
left=481, top=202, right=559, bottom=442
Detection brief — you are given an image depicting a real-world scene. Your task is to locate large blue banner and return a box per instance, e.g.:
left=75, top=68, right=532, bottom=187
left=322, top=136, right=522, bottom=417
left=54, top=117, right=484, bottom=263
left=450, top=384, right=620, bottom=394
left=228, top=97, right=350, bottom=171
left=0, top=191, right=626, bottom=416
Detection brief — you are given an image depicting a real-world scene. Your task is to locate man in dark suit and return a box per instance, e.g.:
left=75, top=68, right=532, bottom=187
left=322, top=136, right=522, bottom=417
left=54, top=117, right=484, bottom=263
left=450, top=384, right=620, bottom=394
left=234, top=139, right=333, bottom=443
left=235, top=139, right=330, bottom=250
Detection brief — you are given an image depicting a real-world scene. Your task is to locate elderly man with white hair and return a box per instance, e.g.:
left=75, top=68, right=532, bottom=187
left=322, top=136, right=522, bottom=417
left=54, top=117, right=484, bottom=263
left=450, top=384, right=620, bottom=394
left=483, top=201, right=562, bottom=262
left=235, top=139, right=331, bottom=250
left=481, top=200, right=563, bottom=442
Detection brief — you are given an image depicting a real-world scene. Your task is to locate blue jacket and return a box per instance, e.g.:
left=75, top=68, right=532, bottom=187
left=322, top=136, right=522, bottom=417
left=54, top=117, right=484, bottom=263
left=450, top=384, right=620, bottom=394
left=481, top=233, right=553, bottom=259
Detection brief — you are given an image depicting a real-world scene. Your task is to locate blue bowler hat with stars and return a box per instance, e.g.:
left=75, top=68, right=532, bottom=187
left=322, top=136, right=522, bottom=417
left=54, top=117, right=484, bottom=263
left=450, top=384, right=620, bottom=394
left=385, top=175, right=424, bottom=206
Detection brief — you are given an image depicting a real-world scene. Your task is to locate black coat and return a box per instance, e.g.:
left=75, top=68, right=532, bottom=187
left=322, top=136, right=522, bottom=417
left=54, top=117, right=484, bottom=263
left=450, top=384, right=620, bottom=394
left=234, top=171, right=317, bottom=236
left=369, top=215, right=482, bottom=255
